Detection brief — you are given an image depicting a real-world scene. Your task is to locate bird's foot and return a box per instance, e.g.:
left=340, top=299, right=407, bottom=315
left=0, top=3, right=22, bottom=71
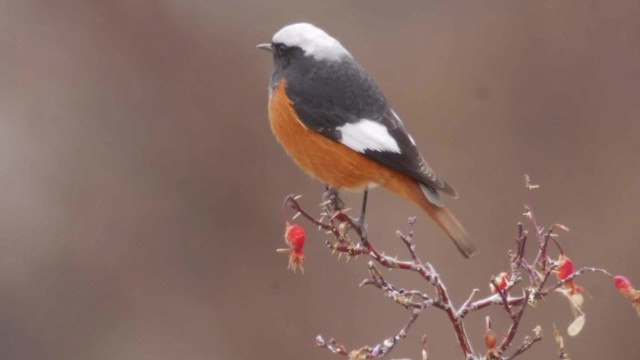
left=322, top=187, right=368, bottom=240
left=322, top=187, right=344, bottom=211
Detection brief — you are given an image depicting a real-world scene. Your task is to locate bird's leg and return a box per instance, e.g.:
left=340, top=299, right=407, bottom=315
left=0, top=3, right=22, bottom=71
left=322, top=186, right=368, bottom=239
left=355, top=189, right=369, bottom=239
left=322, top=186, right=344, bottom=212
left=358, top=189, right=368, bottom=223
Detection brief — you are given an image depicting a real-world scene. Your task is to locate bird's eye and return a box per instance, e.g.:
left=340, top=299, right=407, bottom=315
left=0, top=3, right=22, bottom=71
left=274, top=43, right=288, bottom=55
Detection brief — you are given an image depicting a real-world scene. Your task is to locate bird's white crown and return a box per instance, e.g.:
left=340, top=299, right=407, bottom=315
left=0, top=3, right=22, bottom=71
left=272, top=23, right=351, bottom=61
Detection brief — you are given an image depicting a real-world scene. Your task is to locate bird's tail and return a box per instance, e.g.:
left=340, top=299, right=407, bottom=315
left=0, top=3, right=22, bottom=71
left=420, top=199, right=477, bottom=258
left=382, top=173, right=477, bottom=258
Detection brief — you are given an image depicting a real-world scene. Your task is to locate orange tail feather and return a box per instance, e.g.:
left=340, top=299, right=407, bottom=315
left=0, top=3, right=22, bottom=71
left=382, top=173, right=477, bottom=258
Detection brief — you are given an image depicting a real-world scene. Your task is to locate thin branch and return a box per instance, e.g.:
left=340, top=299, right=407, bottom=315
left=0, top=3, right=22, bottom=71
left=369, top=309, right=422, bottom=358
left=499, top=289, right=530, bottom=352
left=282, top=175, right=619, bottom=360
left=459, top=289, right=480, bottom=314
left=315, top=336, right=349, bottom=356
left=491, top=278, right=515, bottom=318
left=541, top=267, right=612, bottom=295
left=504, top=327, right=543, bottom=360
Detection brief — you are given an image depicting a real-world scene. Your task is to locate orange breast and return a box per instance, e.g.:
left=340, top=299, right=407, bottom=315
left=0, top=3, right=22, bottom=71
left=269, top=80, right=381, bottom=190
left=268, top=79, right=420, bottom=198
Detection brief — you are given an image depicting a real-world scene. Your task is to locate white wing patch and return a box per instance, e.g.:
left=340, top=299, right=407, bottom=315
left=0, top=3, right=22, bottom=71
left=272, top=23, right=351, bottom=61
left=338, top=119, right=401, bottom=154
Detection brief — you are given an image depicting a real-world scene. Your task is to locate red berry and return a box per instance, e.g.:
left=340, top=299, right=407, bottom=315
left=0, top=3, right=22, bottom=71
left=613, top=275, right=633, bottom=291
left=490, top=272, right=509, bottom=293
left=556, top=255, right=575, bottom=281
left=285, top=223, right=306, bottom=251
left=484, top=329, right=497, bottom=350
left=278, top=223, right=306, bottom=273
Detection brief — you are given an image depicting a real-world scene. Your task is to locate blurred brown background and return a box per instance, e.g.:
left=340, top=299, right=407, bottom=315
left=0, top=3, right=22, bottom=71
left=1, top=1, right=639, bottom=359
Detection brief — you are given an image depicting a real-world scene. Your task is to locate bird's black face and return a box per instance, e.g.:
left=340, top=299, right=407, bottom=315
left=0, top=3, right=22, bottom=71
left=258, top=42, right=304, bottom=69
left=257, top=40, right=309, bottom=92
left=272, top=42, right=288, bottom=57
left=273, top=43, right=305, bottom=67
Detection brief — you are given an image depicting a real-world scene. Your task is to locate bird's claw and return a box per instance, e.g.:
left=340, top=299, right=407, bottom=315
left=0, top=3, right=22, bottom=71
left=322, top=187, right=344, bottom=211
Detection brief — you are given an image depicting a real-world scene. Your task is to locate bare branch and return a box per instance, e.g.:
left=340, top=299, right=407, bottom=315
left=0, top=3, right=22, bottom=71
left=281, top=176, right=621, bottom=360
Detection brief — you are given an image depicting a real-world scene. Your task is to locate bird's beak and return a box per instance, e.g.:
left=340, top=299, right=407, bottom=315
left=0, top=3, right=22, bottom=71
left=256, top=43, right=272, bottom=52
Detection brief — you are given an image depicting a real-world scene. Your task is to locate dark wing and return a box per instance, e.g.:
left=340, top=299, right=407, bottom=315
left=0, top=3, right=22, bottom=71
left=283, top=59, right=456, bottom=198
left=367, top=109, right=458, bottom=198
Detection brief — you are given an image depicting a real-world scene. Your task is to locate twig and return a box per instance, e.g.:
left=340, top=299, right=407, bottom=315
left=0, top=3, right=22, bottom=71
left=541, top=267, right=612, bottom=296
left=504, top=327, right=543, bottom=360
left=315, top=336, right=349, bottom=356
left=499, top=289, right=530, bottom=352
left=282, top=175, right=618, bottom=359
left=491, top=278, right=515, bottom=318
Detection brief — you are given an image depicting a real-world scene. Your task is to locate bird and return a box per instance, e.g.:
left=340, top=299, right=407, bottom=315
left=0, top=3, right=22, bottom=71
left=257, top=23, right=477, bottom=258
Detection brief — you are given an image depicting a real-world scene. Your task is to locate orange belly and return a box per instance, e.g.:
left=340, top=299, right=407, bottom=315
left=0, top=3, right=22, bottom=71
left=268, top=80, right=398, bottom=191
